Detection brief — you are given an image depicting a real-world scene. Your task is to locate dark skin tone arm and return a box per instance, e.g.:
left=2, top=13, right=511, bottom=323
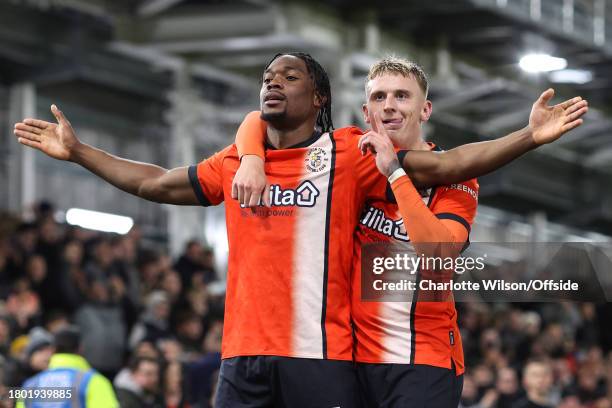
left=358, top=88, right=588, bottom=187
left=13, top=105, right=199, bottom=205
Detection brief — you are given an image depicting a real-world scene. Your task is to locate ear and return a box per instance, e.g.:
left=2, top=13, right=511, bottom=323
left=420, top=100, right=432, bottom=123
left=362, top=104, right=371, bottom=124
left=314, top=92, right=326, bottom=109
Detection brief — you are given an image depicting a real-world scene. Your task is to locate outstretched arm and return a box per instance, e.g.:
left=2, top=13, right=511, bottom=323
left=14, top=105, right=199, bottom=205
left=360, top=89, right=588, bottom=188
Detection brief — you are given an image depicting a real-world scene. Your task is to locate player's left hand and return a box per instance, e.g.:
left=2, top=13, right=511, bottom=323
left=358, top=112, right=401, bottom=177
left=529, top=88, right=588, bottom=145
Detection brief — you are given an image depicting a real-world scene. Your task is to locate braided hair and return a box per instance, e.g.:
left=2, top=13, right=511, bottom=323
left=265, top=52, right=334, bottom=133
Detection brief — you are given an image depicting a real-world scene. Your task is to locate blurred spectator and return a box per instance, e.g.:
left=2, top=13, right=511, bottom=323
left=33, top=200, right=55, bottom=223
left=6, top=223, right=37, bottom=281
left=114, top=356, right=163, bottom=408
left=576, top=303, right=600, bottom=349
left=175, top=311, right=203, bottom=357
left=24, top=255, right=55, bottom=310
left=188, top=318, right=222, bottom=408
left=129, top=291, right=171, bottom=349
left=158, top=338, right=183, bottom=364
left=496, top=367, right=521, bottom=408
left=459, top=374, right=498, bottom=408
left=58, top=240, right=88, bottom=311
left=139, top=251, right=164, bottom=297
left=174, top=241, right=216, bottom=288
left=0, top=317, right=11, bottom=356
left=133, top=340, right=162, bottom=360
left=6, top=278, right=40, bottom=332
left=4, top=327, right=53, bottom=387
left=84, top=237, right=118, bottom=285
left=164, top=362, right=190, bottom=408
left=161, top=270, right=182, bottom=305
left=563, top=360, right=607, bottom=405
left=513, top=359, right=555, bottom=408
left=74, top=279, right=126, bottom=378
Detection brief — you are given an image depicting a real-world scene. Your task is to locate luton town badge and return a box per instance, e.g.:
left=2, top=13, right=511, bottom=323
left=305, top=147, right=329, bottom=173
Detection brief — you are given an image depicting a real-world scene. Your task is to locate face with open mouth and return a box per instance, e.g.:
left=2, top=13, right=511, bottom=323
left=363, top=73, right=431, bottom=144
left=259, top=55, right=319, bottom=127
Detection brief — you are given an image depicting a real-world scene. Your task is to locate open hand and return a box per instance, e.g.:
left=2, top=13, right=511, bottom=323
left=13, top=104, right=80, bottom=161
left=530, top=89, right=588, bottom=145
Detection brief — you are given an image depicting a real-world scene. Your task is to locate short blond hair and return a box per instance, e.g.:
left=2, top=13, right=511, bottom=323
left=366, top=56, right=429, bottom=97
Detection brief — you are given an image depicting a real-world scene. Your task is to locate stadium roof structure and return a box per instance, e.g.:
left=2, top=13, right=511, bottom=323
left=1, top=0, right=611, bottom=238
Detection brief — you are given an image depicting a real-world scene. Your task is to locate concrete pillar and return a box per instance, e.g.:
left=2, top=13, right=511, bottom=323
left=7, top=82, right=36, bottom=215
left=166, top=64, right=205, bottom=258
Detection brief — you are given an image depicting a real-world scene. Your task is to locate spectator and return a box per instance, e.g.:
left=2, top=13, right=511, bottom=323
left=563, top=361, right=607, bottom=405
left=84, top=237, right=118, bottom=285
left=129, top=291, right=171, bottom=349
left=174, top=241, right=215, bottom=288
left=174, top=311, right=203, bottom=357
left=0, top=317, right=11, bottom=356
left=114, top=356, right=163, bottom=408
left=74, top=279, right=126, bottom=379
left=24, top=255, right=55, bottom=310
left=158, top=338, right=183, bottom=364
left=513, top=359, right=555, bottom=408
left=496, top=367, right=521, bottom=408
left=6, top=223, right=37, bottom=281
left=187, top=318, right=222, bottom=407
left=58, top=240, right=88, bottom=312
left=164, top=362, right=190, bottom=408
left=4, top=327, right=53, bottom=387
left=6, top=278, right=40, bottom=332
left=139, top=251, right=164, bottom=297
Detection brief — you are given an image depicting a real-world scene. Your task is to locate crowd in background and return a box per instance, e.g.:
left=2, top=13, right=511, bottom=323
left=0, top=201, right=224, bottom=407
left=1, top=201, right=612, bottom=408
left=457, top=302, right=612, bottom=407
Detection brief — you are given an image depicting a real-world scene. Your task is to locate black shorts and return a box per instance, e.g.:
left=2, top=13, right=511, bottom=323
left=214, top=356, right=362, bottom=408
left=356, top=362, right=463, bottom=408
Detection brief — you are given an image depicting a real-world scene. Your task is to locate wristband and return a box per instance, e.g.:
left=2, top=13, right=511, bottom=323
left=388, top=167, right=407, bottom=184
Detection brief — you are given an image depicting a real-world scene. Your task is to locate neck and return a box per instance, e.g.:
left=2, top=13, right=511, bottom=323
left=393, top=125, right=430, bottom=151
left=266, top=118, right=318, bottom=149
left=396, top=132, right=430, bottom=151
left=403, top=137, right=430, bottom=151
left=527, top=390, right=548, bottom=405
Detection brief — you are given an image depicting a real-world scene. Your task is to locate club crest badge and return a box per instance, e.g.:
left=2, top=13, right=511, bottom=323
left=305, top=147, right=329, bottom=173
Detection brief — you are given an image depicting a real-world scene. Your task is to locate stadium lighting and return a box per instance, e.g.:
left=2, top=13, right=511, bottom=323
left=66, top=208, right=134, bottom=234
left=519, top=53, right=567, bottom=73
left=549, top=69, right=593, bottom=84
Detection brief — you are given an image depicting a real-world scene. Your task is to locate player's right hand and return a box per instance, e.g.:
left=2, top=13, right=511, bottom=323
left=358, top=113, right=401, bottom=178
left=231, top=155, right=270, bottom=208
left=13, top=104, right=80, bottom=161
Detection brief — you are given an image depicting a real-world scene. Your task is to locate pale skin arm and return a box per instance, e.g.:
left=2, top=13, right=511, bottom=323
left=13, top=105, right=199, bottom=205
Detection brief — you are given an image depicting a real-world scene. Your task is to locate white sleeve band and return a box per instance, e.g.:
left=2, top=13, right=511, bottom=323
left=388, top=167, right=407, bottom=184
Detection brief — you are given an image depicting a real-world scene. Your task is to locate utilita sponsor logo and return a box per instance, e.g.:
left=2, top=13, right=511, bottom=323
left=359, top=206, right=408, bottom=242
left=240, top=180, right=321, bottom=208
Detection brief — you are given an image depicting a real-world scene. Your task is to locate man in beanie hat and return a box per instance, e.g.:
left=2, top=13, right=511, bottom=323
left=5, top=327, right=53, bottom=388
left=17, top=325, right=118, bottom=408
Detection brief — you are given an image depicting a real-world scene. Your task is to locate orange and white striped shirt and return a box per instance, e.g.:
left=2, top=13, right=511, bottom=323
left=351, top=144, right=478, bottom=374
left=190, top=127, right=386, bottom=361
